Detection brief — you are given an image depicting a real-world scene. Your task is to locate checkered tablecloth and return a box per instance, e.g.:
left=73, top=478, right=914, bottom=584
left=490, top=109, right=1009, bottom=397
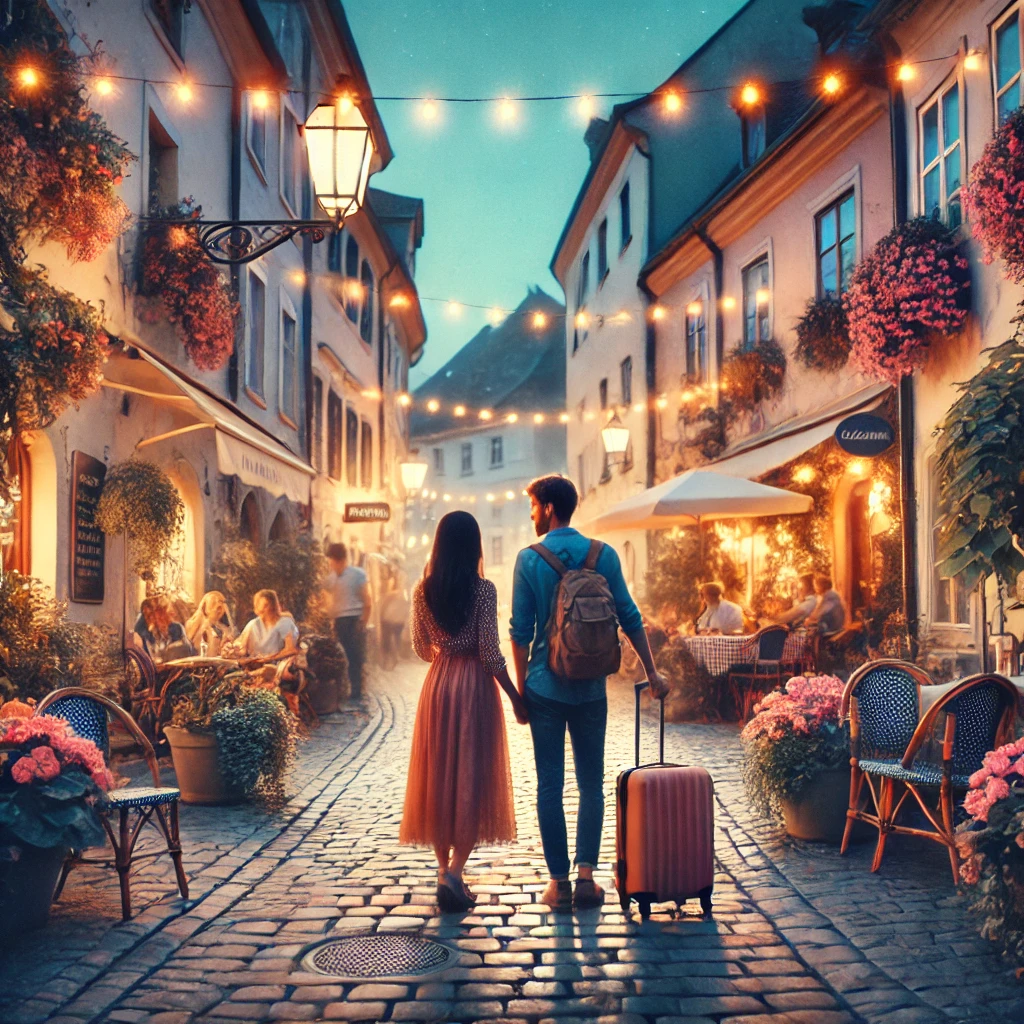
left=683, top=630, right=811, bottom=678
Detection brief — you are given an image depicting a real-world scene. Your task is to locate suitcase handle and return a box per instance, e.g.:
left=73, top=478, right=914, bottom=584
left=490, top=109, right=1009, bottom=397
left=634, top=681, right=665, bottom=766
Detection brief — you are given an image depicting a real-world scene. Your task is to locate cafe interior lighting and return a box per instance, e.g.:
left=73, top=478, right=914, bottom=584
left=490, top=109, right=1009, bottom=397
left=792, top=465, right=816, bottom=484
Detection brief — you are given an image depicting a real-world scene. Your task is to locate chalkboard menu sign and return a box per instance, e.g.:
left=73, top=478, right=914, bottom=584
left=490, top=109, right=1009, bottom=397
left=70, top=451, right=106, bottom=603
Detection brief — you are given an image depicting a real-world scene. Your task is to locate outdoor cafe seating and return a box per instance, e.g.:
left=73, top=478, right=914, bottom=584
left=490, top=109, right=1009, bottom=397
left=727, top=624, right=790, bottom=721
left=840, top=660, right=1019, bottom=883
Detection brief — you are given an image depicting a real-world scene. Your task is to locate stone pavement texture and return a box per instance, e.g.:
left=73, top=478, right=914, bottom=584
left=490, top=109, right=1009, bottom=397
left=1, top=661, right=1022, bottom=1024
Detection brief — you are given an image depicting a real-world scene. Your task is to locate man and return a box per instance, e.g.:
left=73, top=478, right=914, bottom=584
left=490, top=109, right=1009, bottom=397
left=695, top=582, right=745, bottom=634
left=325, top=542, right=371, bottom=698
left=510, top=474, right=669, bottom=913
left=379, top=572, right=410, bottom=670
left=805, top=574, right=847, bottom=635
left=775, top=574, right=817, bottom=627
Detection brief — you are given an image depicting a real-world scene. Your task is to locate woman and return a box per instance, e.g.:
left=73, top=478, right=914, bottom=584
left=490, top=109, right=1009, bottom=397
left=399, top=511, right=528, bottom=913
left=133, top=596, right=193, bottom=663
left=184, top=591, right=236, bottom=655
left=229, top=589, right=299, bottom=667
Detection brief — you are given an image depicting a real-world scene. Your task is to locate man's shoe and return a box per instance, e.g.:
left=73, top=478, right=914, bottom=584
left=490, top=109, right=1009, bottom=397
left=573, top=878, right=605, bottom=909
left=542, top=879, right=573, bottom=912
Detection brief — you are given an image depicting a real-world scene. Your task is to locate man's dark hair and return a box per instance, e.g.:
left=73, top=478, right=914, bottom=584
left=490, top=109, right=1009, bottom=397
left=326, top=542, right=347, bottom=562
left=527, top=474, right=578, bottom=522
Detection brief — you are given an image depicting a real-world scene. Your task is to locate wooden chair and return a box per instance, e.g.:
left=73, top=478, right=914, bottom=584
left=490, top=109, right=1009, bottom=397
left=728, top=624, right=789, bottom=721
left=35, top=688, right=189, bottom=920
left=842, top=664, right=1018, bottom=883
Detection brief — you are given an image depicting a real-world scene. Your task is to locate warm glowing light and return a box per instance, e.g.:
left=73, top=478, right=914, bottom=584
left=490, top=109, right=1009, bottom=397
left=755, top=287, right=771, bottom=306
left=533, top=413, right=545, bottom=424
left=897, top=63, right=915, bottom=82
left=95, top=77, right=114, bottom=96
left=168, top=226, right=188, bottom=250
left=505, top=490, right=516, bottom=500
left=656, top=396, right=668, bottom=410
left=442, top=493, right=452, bottom=502
left=479, top=409, right=493, bottom=420
left=531, top=311, right=548, bottom=329
left=397, top=393, right=412, bottom=407
left=453, top=404, right=466, bottom=417
left=344, top=279, right=365, bottom=302
left=632, top=402, right=645, bottom=413
left=176, top=81, right=193, bottom=103
left=849, top=459, right=867, bottom=476
left=584, top=410, right=597, bottom=421
left=577, top=94, right=596, bottom=119
left=488, top=306, right=506, bottom=325
left=650, top=305, right=666, bottom=321
left=430, top=490, right=438, bottom=500
left=686, top=300, right=703, bottom=316
left=740, top=83, right=761, bottom=106
left=290, top=270, right=306, bottom=286
left=521, top=489, right=528, bottom=497
left=486, top=493, right=496, bottom=502
left=822, top=73, right=842, bottom=96
left=964, top=50, right=983, bottom=72
left=421, top=489, right=430, bottom=499
left=681, top=390, right=694, bottom=403
left=337, top=92, right=355, bottom=114
left=18, top=67, right=39, bottom=89
left=421, top=534, right=430, bottom=546
left=406, top=536, right=417, bottom=550
left=498, top=97, right=518, bottom=124
left=389, top=293, right=411, bottom=309
left=612, top=310, right=631, bottom=323
left=446, top=300, right=463, bottom=317
left=721, top=295, right=737, bottom=310
left=506, top=412, right=518, bottom=423
left=252, top=90, right=270, bottom=109
left=663, top=89, right=683, bottom=114
left=421, top=98, right=440, bottom=121
left=792, top=465, right=816, bottom=485
left=574, top=311, right=590, bottom=329
left=362, top=387, right=382, bottom=400
left=426, top=398, right=440, bottom=413
left=559, top=412, right=570, bottom=423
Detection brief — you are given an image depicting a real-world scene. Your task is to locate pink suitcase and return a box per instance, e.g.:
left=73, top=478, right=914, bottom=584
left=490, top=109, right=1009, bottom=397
left=615, top=681, right=715, bottom=919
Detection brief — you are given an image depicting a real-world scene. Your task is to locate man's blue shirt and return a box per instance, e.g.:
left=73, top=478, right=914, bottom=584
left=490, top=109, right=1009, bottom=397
left=509, top=526, right=643, bottom=704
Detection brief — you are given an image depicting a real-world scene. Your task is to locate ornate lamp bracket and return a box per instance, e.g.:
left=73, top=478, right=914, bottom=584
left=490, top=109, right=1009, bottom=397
left=141, top=218, right=334, bottom=265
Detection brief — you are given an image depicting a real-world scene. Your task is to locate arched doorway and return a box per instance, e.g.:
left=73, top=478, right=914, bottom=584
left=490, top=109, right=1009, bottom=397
left=240, top=492, right=261, bottom=547
left=2, top=432, right=57, bottom=590
left=269, top=509, right=292, bottom=542
left=155, top=462, right=204, bottom=603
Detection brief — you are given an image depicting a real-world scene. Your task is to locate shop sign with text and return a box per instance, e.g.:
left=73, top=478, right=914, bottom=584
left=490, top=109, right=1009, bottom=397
left=834, top=413, right=895, bottom=457
left=70, top=451, right=106, bottom=603
left=344, top=502, right=391, bottom=523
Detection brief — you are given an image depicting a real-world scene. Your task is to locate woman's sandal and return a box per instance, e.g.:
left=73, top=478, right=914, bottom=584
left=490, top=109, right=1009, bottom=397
left=437, top=873, right=474, bottom=913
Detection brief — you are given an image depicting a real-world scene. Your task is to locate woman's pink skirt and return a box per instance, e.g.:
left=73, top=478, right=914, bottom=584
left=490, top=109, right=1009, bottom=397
left=399, top=654, right=516, bottom=850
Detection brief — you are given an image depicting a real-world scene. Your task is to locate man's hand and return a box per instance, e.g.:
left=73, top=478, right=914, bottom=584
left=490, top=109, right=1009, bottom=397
left=647, top=670, right=670, bottom=700
left=512, top=694, right=530, bottom=726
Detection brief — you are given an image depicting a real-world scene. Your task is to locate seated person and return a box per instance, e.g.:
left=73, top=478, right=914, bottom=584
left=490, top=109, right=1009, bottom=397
left=775, top=574, right=817, bottom=627
left=695, top=582, right=745, bottom=635
left=229, top=589, right=299, bottom=669
left=133, top=596, right=194, bottom=663
left=185, top=590, right=236, bottom=655
left=805, top=574, right=848, bottom=635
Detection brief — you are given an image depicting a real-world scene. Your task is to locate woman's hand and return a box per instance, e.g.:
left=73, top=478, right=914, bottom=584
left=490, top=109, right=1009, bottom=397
left=512, top=694, right=529, bottom=726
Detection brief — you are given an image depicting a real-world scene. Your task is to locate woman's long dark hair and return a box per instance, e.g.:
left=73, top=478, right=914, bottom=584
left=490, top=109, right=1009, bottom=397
left=422, top=510, right=483, bottom=636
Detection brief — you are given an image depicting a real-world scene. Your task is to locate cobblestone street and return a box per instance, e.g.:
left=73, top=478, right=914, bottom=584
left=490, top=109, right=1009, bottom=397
left=2, top=661, right=1023, bottom=1024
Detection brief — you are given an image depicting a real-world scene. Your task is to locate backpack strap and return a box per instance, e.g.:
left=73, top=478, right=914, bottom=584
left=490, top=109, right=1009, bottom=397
left=530, top=543, right=568, bottom=578
left=583, top=539, right=605, bottom=571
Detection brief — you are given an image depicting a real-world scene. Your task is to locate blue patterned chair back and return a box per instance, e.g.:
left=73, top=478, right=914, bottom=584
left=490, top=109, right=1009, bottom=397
left=757, top=627, right=788, bottom=662
left=852, top=664, right=919, bottom=758
left=948, top=682, right=1006, bottom=779
left=43, top=695, right=110, bottom=759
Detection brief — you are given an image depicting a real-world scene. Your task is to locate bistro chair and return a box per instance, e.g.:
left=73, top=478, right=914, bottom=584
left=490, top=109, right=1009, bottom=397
left=842, top=664, right=1018, bottom=883
left=728, top=624, right=789, bottom=720
left=35, top=688, right=189, bottom=920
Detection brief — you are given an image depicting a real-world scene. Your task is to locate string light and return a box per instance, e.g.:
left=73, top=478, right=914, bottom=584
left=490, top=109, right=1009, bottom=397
left=964, top=50, right=983, bottom=72
left=559, top=412, right=570, bottom=423
left=290, top=270, right=306, bottom=286
left=389, top=293, right=411, bottom=309
left=685, top=300, right=703, bottom=316
left=792, top=465, right=816, bottom=484
left=721, top=296, right=737, bottom=310
left=344, top=279, right=365, bottom=302
left=17, top=67, right=39, bottom=88
left=486, top=493, right=496, bottom=502
left=175, top=81, right=193, bottom=103
left=446, top=300, right=463, bottom=317
left=442, top=493, right=452, bottom=502
left=397, top=393, right=412, bottom=407
left=252, top=89, right=270, bottom=109
left=478, top=409, right=493, bottom=420
left=822, top=73, right=842, bottom=96
left=656, top=396, right=668, bottom=410
left=739, top=82, right=762, bottom=106
left=95, top=77, right=114, bottom=96
left=650, top=305, right=667, bottom=321
left=577, top=94, right=596, bottom=120
left=755, top=287, right=770, bottom=306
left=506, top=412, right=519, bottom=423
left=574, top=311, right=590, bottom=329
left=421, top=98, right=440, bottom=121
left=497, top=97, right=518, bottom=124
left=531, top=311, right=548, bottom=329
left=453, top=404, right=466, bottom=417
left=533, top=413, right=545, bottom=424
left=362, top=387, right=382, bottom=400
left=505, top=490, right=516, bottom=500
left=632, top=402, right=646, bottom=413
left=488, top=307, right=506, bottom=325
left=426, top=399, right=440, bottom=413
left=897, top=63, right=915, bottom=82
left=662, top=89, right=683, bottom=114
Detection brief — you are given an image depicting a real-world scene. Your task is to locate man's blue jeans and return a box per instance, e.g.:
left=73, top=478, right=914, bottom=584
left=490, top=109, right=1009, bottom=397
left=526, top=690, right=607, bottom=880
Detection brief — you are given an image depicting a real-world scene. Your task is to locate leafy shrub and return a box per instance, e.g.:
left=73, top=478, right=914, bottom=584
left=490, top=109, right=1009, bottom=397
left=720, top=338, right=787, bottom=415
left=794, top=294, right=851, bottom=371
left=305, top=635, right=349, bottom=693
left=655, top=636, right=722, bottom=723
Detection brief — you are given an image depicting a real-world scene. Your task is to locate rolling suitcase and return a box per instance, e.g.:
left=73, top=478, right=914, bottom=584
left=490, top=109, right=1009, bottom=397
left=615, top=681, right=715, bottom=919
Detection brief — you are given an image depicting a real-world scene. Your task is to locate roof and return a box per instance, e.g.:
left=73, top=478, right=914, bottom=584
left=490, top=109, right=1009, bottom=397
left=367, top=187, right=426, bottom=272
left=411, top=289, right=565, bottom=438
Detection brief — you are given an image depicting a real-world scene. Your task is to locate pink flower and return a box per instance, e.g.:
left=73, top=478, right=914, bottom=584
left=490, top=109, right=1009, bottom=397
left=963, top=787, right=993, bottom=822
left=11, top=757, right=39, bottom=784
left=969, top=768, right=991, bottom=789
left=985, top=776, right=1011, bottom=803
left=29, top=745, right=61, bottom=782
left=982, top=750, right=1012, bottom=777
left=1016, top=833, right=1024, bottom=850
left=959, top=854, right=981, bottom=886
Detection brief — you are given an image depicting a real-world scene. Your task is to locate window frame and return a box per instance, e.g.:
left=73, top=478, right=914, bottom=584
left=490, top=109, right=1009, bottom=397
left=344, top=234, right=360, bottom=322
left=929, top=456, right=972, bottom=628
left=433, top=447, right=445, bottom=476
left=685, top=289, right=710, bottom=380
left=741, top=108, right=766, bottom=167
left=245, top=265, right=268, bottom=402
left=279, top=100, right=301, bottom=218
left=918, top=71, right=965, bottom=227
left=992, top=4, right=1023, bottom=124
left=326, top=388, right=343, bottom=481
left=246, top=90, right=269, bottom=181
left=741, top=254, right=772, bottom=349
left=278, top=293, right=299, bottom=428
left=345, top=406, right=359, bottom=486
left=620, top=355, right=633, bottom=406
left=619, top=181, right=632, bottom=253
left=489, top=436, right=504, bottom=468
left=597, top=219, right=609, bottom=284
left=460, top=442, right=473, bottom=476
left=815, top=189, right=857, bottom=298
left=360, top=420, right=373, bottom=490
left=359, top=259, right=375, bottom=346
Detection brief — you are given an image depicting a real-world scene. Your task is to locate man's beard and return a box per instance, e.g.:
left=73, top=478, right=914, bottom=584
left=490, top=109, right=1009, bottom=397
left=533, top=511, right=552, bottom=536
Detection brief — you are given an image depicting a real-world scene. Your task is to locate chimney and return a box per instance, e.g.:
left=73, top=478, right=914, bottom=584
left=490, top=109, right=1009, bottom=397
left=584, top=118, right=610, bottom=162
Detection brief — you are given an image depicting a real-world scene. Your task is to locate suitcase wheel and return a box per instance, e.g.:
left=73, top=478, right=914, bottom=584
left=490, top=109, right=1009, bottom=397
left=699, top=886, right=713, bottom=920
left=638, top=898, right=652, bottom=920
left=619, top=895, right=630, bottom=914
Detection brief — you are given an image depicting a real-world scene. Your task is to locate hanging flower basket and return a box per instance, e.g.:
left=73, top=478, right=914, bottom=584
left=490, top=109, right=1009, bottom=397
left=843, top=218, right=970, bottom=385
left=720, top=337, right=787, bottom=414
left=963, top=107, right=1024, bottom=283
left=141, top=201, right=239, bottom=372
left=794, top=294, right=851, bottom=372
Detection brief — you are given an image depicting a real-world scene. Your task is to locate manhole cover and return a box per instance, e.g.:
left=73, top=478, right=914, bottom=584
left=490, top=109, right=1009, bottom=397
left=299, top=935, right=458, bottom=981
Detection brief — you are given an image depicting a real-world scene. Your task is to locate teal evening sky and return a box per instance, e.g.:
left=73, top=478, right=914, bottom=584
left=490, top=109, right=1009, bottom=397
left=345, top=1, right=748, bottom=385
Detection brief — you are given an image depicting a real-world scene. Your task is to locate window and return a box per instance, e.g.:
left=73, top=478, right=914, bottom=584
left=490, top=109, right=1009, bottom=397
left=816, top=191, right=856, bottom=296
left=150, top=0, right=184, bottom=56
left=490, top=436, right=503, bottom=467
left=619, top=182, right=631, bottom=251
left=742, top=109, right=766, bottom=167
left=327, top=390, right=343, bottom=480
left=247, top=92, right=267, bottom=173
left=344, top=236, right=360, bottom=320
left=620, top=356, right=633, bottom=405
left=327, top=232, right=342, bottom=274
left=742, top=257, right=770, bottom=348
left=361, top=422, right=373, bottom=489
left=461, top=442, right=473, bottom=476
left=597, top=219, right=608, bottom=282
left=491, top=536, right=504, bottom=565
left=685, top=299, right=708, bottom=379
left=433, top=447, right=445, bottom=475
left=147, top=111, right=178, bottom=210
left=577, top=453, right=586, bottom=496
left=931, top=464, right=970, bottom=625
left=280, top=310, right=298, bottom=423
left=281, top=108, right=299, bottom=214
left=345, top=407, right=359, bottom=485
left=359, top=260, right=375, bottom=344
left=573, top=251, right=590, bottom=353
left=920, top=79, right=962, bottom=228
left=246, top=272, right=266, bottom=396
left=312, top=377, right=323, bottom=472
left=491, top=503, right=502, bottom=522
left=599, top=378, right=608, bottom=410
left=994, top=8, right=1022, bottom=123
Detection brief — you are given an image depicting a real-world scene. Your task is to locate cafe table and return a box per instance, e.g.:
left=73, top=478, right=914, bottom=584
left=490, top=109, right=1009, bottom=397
left=682, top=630, right=811, bottom=678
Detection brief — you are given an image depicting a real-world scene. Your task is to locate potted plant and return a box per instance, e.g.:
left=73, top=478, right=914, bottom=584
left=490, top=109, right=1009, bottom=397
left=741, top=674, right=850, bottom=842
left=794, top=294, right=851, bottom=372
left=0, top=715, right=113, bottom=932
left=303, top=635, right=350, bottom=715
left=164, top=673, right=296, bottom=807
left=956, top=737, right=1024, bottom=967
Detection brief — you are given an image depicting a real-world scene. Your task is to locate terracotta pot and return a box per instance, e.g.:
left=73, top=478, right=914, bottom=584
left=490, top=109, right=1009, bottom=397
left=0, top=834, right=68, bottom=934
left=781, top=768, right=852, bottom=843
left=305, top=674, right=340, bottom=716
left=163, top=726, right=244, bottom=805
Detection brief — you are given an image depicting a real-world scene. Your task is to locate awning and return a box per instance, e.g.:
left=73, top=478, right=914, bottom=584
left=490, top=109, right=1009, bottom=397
left=102, top=344, right=314, bottom=504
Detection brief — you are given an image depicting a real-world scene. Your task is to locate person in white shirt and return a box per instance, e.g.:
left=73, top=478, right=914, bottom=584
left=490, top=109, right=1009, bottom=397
left=696, top=582, right=745, bottom=635
left=232, top=589, right=299, bottom=664
left=775, top=574, right=817, bottom=628
left=325, top=542, right=371, bottom=698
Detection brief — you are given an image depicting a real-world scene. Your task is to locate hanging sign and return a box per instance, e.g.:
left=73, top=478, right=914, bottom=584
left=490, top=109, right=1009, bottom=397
left=70, top=451, right=106, bottom=603
left=344, top=502, right=391, bottom=523
left=834, top=413, right=896, bottom=457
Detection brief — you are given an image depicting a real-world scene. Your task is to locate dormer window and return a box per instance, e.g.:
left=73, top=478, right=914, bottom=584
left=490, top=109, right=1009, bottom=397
left=741, top=109, right=766, bottom=167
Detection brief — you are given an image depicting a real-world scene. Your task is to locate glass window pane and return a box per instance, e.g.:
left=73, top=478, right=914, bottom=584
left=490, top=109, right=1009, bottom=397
left=818, top=209, right=836, bottom=253
left=954, top=576, right=970, bottom=624
left=839, top=193, right=855, bottom=241
left=944, top=146, right=961, bottom=198
left=997, top=14, right=1021, bottom=91
left=947, top=196, right=962, bottom=231
left=922, top=103, right=939, bottom=166
left=840, top=237, right=856, bottom=291
left=999, top=85, right=1020, bottom=124
left=819, top=249, right=838, bottom=295
left=923, top=166, right=941, bottom=219
left=942, top=84, right=959, bottom=149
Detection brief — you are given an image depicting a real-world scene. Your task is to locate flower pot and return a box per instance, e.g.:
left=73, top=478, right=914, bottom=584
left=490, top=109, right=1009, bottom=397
left=163, top=725, right=244, bottom=805
left=780, top=768, right=852, bottom=843
left=0, top=835, right=69, bottom=934
left=305, top=674, right=340, bottom=716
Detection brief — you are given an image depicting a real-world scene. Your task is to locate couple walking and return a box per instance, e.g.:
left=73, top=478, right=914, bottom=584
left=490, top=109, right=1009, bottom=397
left=400, top=474, right=668, bottom=913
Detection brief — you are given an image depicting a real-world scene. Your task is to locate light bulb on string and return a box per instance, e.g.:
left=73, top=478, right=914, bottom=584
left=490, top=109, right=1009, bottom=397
left=397, top=393, right=412, bottom=407
left=426, top=399, right=440, bottom=413
left=497, top=97, right=518, bottom=125
left=662, top=89, right=683, bottom=115
left=755, top=287, right=770, bottom=307
left=533, top=413, right=545, bottom=424
left=822, top=73, right=842, bottom=97
left=478, top=409, right=493, bottom=421
left=176, top=81, right=193, bottom=103
left=488, top=307, right=506, bottom=326
left=632, top=402, right=646, bottom=414
left=721, top=295, right=737, bottom=310
left=964, top=50, right=983, bottom=72
left=389, top=293, right=411, bottom=309
left=739, top=82, right=762, bottom=106
left=506, top=413, right=518, bottom=423
left=18, top=67, right=39, bottom=89
left=574, top=311, right=590, bottom=329
left=420, top=98, right=440, bottom=122
left=505, top=490, right=516, bottom=501
left=559, top=413, right=570, bottom=424
left=446, top=300, right=463, bottom=317
left=686, top=300, right=703, bottom=316
left=251, top=89, right=270, bottom=109
left=531, top=311, right=548, bottom=330
left=656, top=396, right=668, bottom=410
left=95, top=77, right=114, bottom=96
left=577, top=94, right=596, bottom=120
left=453, top=405, right=466, bottom=417
left=896, top=63, right=915, bottom=82
left=650, top=305, right=666, bottom=322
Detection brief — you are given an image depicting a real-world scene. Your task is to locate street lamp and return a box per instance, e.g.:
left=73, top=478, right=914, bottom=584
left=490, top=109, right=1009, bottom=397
left=399, top=457, right=429, bottom=496
left=601, top=412, right=631, bottom=463
left=144, top=81, right=374, bottom=264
